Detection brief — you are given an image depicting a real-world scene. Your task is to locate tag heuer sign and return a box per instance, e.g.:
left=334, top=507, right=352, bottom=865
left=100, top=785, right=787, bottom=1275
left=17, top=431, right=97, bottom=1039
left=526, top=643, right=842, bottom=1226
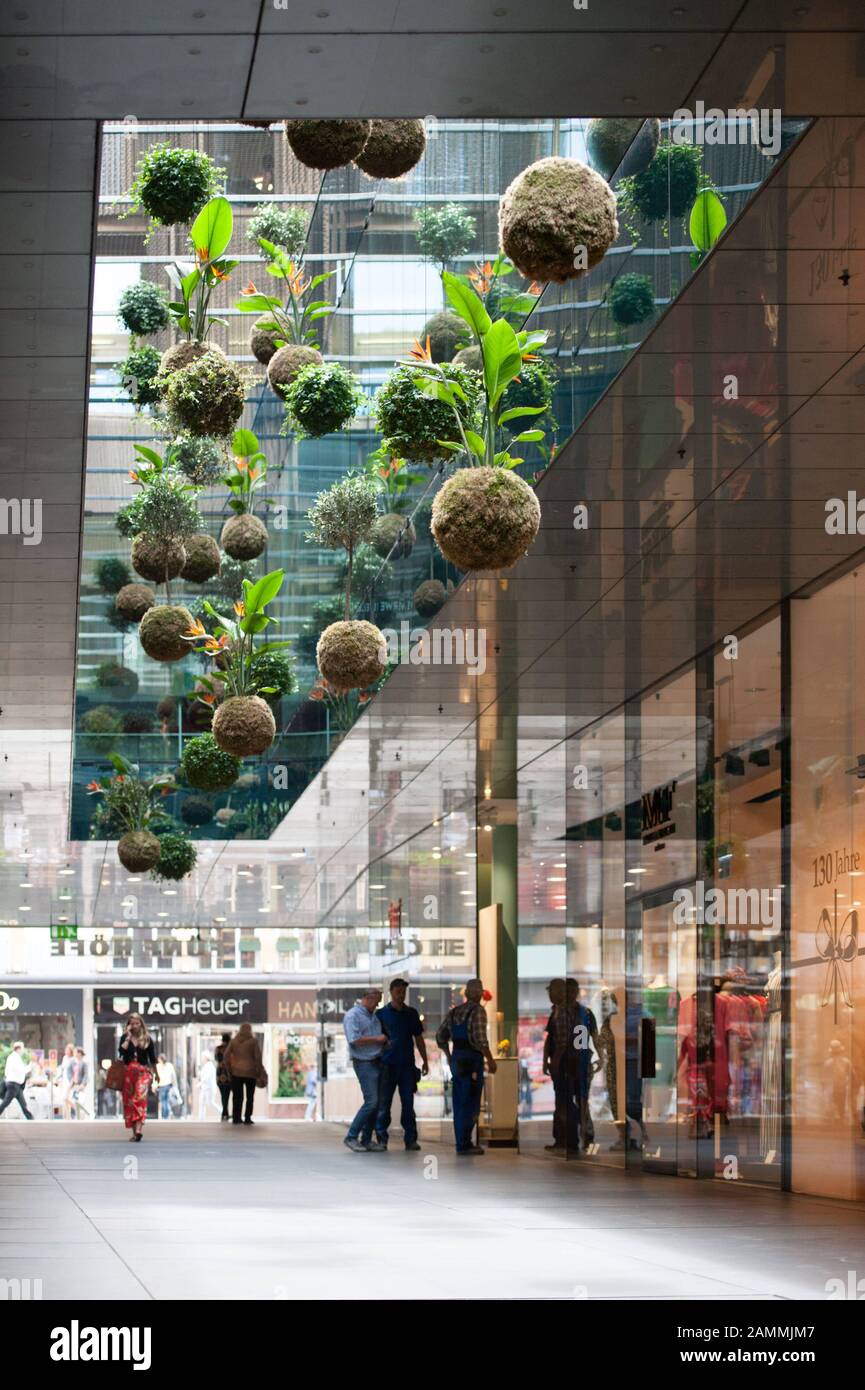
left=94, top=990, right=267, bottom=1024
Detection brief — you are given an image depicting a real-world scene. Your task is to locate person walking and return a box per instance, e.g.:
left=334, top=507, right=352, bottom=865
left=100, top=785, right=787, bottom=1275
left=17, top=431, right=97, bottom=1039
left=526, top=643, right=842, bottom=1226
left=376, top=978, right=428, bottom=1151
left=118, top=1013, right=156, bottom=1142
left=303, top=1063, right=318, bottom=1122
left=0, top=1042, right=34, bottom=1120
left=71, top=1047, right=89, bottom=1119
left=436, top=979, right=497, bottom=1155
left=214, top=1032, right=232, bottom=1122
left=60, top=1043, right=76, bottom=1120
left=197, top=1052, right=221, bottom=1120
left=154, top=1054, right=178, bottom=1120
left=222, top=1023, right=263, bottom=1126
left=342, top=988, right=388, bottom=1153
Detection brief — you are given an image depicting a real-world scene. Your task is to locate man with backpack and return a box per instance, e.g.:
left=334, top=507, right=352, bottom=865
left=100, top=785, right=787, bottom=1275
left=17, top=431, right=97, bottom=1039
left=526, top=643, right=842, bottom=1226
left=436, top=979, right=497, bottom=1155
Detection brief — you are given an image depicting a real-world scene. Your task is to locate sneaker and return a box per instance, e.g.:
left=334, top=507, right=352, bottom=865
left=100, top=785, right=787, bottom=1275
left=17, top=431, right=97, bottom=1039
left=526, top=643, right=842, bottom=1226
left=404, top=1142, right=421, bottom=1151
left=544, top=1144, right=567, bottom=1155
left=367, top=1140, right=388, bottom=1152
left=457, top=1145, right=484, bottom=1155
left=344, top=1137, right=369, bottom=1152
left=243, top=1118, right=254, bottom=1126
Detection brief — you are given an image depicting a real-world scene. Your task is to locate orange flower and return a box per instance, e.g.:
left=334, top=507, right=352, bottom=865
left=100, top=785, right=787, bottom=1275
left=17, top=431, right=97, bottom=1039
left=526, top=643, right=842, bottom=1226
left=358, top=692, right=371, bottom=705
left=199, top=692, right=216, bottom=706
left=408, top=336, right=433, bottom=363
left=242, top=280, right=258, bottom=296
left=210, top=263, right=230, bottom=282
left=233, top=601, right=245, bottom=618
left=129, top=470, right=139, bottom=483
left=236, top=458, right=248, bottom=473
left=469, top=260, right=495, bottom=294
left=309, top=687, right=324, bottom=701
left=248, top=466, right=259, bottom=482
left=196, top=245, right=210, bottom=265
left=528, top=281, right=543, bottom=297
left=184, top=618, right=207, bottom=639
left=286, top=263, right=310, bottom=297
left=86, top=780, right=100, bottom=792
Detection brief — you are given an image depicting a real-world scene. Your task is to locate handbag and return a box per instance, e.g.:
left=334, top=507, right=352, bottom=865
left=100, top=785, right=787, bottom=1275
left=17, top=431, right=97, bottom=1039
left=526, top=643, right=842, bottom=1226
left=168, top=1083, right=181, bottom=1108
left=105, top=1060, right=126, bottom=1092
left=255, top=1066, right=268, bottom=1090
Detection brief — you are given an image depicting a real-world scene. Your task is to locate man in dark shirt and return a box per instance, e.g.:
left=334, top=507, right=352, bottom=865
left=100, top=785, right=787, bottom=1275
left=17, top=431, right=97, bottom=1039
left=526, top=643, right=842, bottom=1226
left=375, top=979, right=428, bottom=1151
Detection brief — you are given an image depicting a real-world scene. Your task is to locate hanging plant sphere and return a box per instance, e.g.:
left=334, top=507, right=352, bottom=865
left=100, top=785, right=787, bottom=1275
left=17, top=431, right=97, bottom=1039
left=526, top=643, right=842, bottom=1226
left=374, top=362, right=481, bottom=464
left=499, top=156, right=619, bottom=284
left=131, top=536, right=187, bottom=584
left=117, top=830, right=161, bottom=873
left=266, top=344, right=323, bottom=398
left=586, top=118, right=661, bottom=181
left=370, top=512, right=416, bottom=560
left=120, top=345, right=162, bottom=408
left=283, top=362, right=361, bottom=437
left=139, top=604, right=194, bottom=663
left=171, top=433, right=226, bottom=486
left=421, top=311, right=466, bottom=363
left=247, top=203, right=309, bottom=258
left=249, top=648, right=297, bottom=701
left=94, top=556, right=132, bottom=595
left=317, top=620, right=387, bottom=694
left=414, top=578, right=448, bottom=618
left=151, top=832, right=198, bottom=883
left=115, top=583, right=156, bottom=625
left=163, top=351, right=245, bottom=439
left=501, top=358, right=556, bottom=414
left=129, top=143, right=223, bottom=228
left=354, top=118, right=427, bottom=179
left=432, top=466, right=541, bottom=572
left=180, top=732, right=242, bottom=792
left=160, top=340, right=217, bottom=377
left=620, top=140, right=704, bottom=222
left=212, top=695, right=276, bottom=758
left=221, top=513, right=268, bottom=561
left=117, top=281, right=170, bottom=337
left=453, top=344, right=482, bottom=372
left=608, top=272, right=656, bottom=327
left=180, top=794, right=214, bottom=827
left=181, top=533, right=222, bottom=583
left=96, top=663, right=139, bottom=697
left=286, top=118, right=371, bottom=170
left=250, top=320, right=280, bottom=365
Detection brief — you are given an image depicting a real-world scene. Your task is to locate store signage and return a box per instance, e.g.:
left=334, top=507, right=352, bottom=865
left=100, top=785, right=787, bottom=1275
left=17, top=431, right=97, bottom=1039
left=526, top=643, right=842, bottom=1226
left=52, top=930, right=236, bottom=961
left=369, top=933, right=468, bottom=960
left=0, top=991, right=20, bottom=1010
left=268, top=989, right=318, bottom=1024
left=642, top=780, right=676, bottom=846
left=95, top=990, right=267, bottom=1024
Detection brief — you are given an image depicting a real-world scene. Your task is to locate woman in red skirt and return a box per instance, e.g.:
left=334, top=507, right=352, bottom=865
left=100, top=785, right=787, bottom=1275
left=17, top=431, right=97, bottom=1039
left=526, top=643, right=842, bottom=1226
left=119, top=1013, right=156, bottom=1141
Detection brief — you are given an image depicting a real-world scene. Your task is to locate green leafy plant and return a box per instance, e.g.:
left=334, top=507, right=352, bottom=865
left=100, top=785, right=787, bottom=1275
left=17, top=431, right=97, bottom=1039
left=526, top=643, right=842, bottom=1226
left=247, top=203, right=308, bottom=257
left=86, top=753, right=175, bottom=826
left=364, top=447, right=425, bottom=513
left=161, top=350, right=245, bottom=438
left=182, top=568, right=289, bottom=701
left=95, top=663, right=139, bottom=697
left=249, top=647, right=297, bottom=701
left=117, top=281, right=170, bottom=337
left=282, top=362, right=362, bottom=438
left=235, top=241, right=335, bottom=351
left=617, top=140, right=708, bottom=236
left=120, top=345, right=162, bottom=408
left=414, top=202, right=476, bottom=272
left=128, top=143, right=224, bottom=232
left=306, top=475, right=380, bottom=618
left=180, top=732, right=241, bottom=791
left=94, top=556, right=132, bottom=595
left=223, top=428, right=270, bottom=518
left=689, top=188, right=728, bottom=267
left=374, top=361, right=481, bottom=464
left=607, top=272, right=656, bottom=327
left=80, top=705, right=123, bottom=753
left=131, top=468, right=202, bottom=545
left=163, top=197, right=238, bottom=346
left=150, top=830, right=198, bottom=882
left=466, top=254, right=541, bottom=320
left=171, top=433, right=227, bottom=485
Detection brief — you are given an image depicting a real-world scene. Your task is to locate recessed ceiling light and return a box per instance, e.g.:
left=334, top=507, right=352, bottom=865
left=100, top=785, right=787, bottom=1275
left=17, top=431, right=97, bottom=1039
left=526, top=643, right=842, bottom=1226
left=272, top=884, right=284, bottom=891
left=127, top=877, right=141, bottom=883
left=57, top=916, right=68, bottom=924
left=258, top=907, right=270, bottom=913
left=157, top=912, right=168, bottom=917
left=18, top=883, right=31, bottom=889
left=213, top=916, right=227, bottom=923
left=369, top=883, right=385, bottom=889
left=465, top=853, right=477, bottom=859
left=59, top=868, right=75, bottom=876
left=19, top=905, right=31, bottom=912
left=163, top=889, right=177, bottom=896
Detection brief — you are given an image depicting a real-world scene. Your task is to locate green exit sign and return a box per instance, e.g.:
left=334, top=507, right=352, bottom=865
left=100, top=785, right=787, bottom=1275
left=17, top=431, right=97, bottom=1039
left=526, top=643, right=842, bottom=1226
left=50, top=924, right=78, bottom=941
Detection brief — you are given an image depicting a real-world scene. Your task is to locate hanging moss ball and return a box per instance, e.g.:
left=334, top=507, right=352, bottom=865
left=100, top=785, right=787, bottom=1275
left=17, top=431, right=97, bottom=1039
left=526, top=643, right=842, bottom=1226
left=162, top=350, right=245, bottom=438
left=115, top=583, right=156, bottom=624
left=117, top=281, right=170, bottom=337
left=160, top=340, right=219, bottom=377
left=139, top=604, right=194, bottom=663
left=250, top=648, right=297, bottom=701
left=586, top=118, right=661, bottom=181
left=181, top=533, right=222, bottom=583
left=453, top=344, right=482, bottom=372
left=96, top=663, right=139, bottom=697
left=414, top=578, right=448, bottom=617
left=431, top=466, right=541, bottom=571
left=117, top=830, right=162, bottom=873
left=421, top=311, right=466, bottom=363
left=286, top=118, right=371, bottom=170
left=499, top=156, right=619, bottom=284
left=120, top=345, right=162, bottom=408
left=370, top=512, right=416, bottom=559
left=354, top=119, right=427, bottom=179
left=266, top=344, right=323, bottom=398
left=131, top=536, right=187, bottom=583
left=180, top=732, right=241, bottom=791
left=221, top=513, right=268, bottom=561
left=171, top=433, right=227, bottom=486
left=502, top=358, right=556, bottom=414
left=250, top=319, right=280, bottom=365
left=620, top=140, right=704, bottom=222
left=212, top=695, right=276, bottom=757
left=122, top=710, right=154, bottom=735
left=374, top=361, right=481, bottom=464
left=284, top=362, right=361, bottom=437
left=317, top=620, right=387, bottom=694
left=94, top=556, right=132, bottom=595
left=608, top=272, right=656, bottom=327
left=151, top=832, right=198, bottom=883
left=129, top=143, right=223, bottom=228
left=180, top=794, right=214, bottom=827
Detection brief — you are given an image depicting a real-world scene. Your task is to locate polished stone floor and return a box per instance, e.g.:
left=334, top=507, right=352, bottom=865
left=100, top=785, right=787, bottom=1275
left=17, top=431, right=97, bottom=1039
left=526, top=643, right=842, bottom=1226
left=1, top=1121, right=863, bottom=1301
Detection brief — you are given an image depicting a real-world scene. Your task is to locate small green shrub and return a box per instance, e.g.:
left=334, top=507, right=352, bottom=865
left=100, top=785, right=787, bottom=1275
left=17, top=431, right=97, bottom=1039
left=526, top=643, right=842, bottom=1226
left=94, top=556, right=132, bottom=595
left=617, top=141, right=705, bottom=227
left=171, top=434, right=227, bottom=486
left=150, top=831, right=197, bottom=882
left=134, top=471, right=202, bottom=543
left=180, top=733, right=241, bottom=792
left=129, top=143, right=224, bottom=228
left=284, top=362, right=362, bottom=438
left=415, top=202, right=476, bottom=268
left=249, top=648, right=297, bottom=701
left=374, top=362, right=481, bottom=463
left=162, top=351, right=245, bottom=438
left=607, top=272, right=655, bottom=327
left=117, top=281, right=170, bottom=336
left=247, top=203, right=308, bottom=257
left=120, top=345, right=162, bottom=408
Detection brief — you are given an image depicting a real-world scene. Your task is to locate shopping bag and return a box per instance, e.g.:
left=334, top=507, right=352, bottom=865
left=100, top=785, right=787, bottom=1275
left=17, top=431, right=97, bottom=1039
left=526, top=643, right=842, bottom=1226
left=105, top=1060, right=126, bottom=1092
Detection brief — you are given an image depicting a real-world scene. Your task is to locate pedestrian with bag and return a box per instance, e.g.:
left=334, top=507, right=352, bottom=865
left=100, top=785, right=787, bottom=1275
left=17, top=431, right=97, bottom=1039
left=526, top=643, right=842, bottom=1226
left=154, top=1053, right=178, bottom=1121
left=376, top=979, right=428, bottom=1151
left=118, top=1013, right=156, bottom=1142
left=214, top=1032, right=232, bottom=1122
left=0, top=1042, right=34, bottom=1120
left=436, top=979, right=497, bottom=1156
left=222, top=1022, right=264, bottom=1126
left=342, top=988, right=388, bottom=1152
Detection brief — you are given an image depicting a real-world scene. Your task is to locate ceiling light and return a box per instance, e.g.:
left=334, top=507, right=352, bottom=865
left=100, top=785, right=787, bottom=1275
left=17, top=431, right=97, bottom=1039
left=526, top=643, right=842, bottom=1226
left=432, top=853, right=441, bottom=860
left=369, top=883, right=385, bottom=889
left=291, top=851, right=305, bottom=858
left=158, top=912, right=168, bottom=917
left=630, top=868, right=647, bottom=874
left=624, top=881, right=636, bottom=887
left=465, top=853, right=477, bottom=859
left=163, top=890, right=177, bottom=896
left=213, top=916, right=227, bottom=923
left=18, top=883, right=31, bottom=889
left=549, top=876, right=566, bottom=882
left=455, top=871, right=468, bottom=876
left=126, top=877, right=141, bottom=883
left=58, top=867, right=75, bottom=876
left=19, top=905, right=31, bottom=912
left=57, top=916, right=68, bottom=924
left=258, top=907, right=270, bottom=913
left=272, top=884, right=284, bottom=891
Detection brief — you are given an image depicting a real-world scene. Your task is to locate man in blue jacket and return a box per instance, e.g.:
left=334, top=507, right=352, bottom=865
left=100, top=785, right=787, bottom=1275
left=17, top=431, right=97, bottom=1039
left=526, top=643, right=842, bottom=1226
left=376, top=979, right=428, bottom=1151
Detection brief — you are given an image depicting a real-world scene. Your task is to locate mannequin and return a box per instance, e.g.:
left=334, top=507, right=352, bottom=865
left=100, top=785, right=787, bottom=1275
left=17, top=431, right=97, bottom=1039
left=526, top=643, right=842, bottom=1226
left=760, top=950, right=782, bottom=1158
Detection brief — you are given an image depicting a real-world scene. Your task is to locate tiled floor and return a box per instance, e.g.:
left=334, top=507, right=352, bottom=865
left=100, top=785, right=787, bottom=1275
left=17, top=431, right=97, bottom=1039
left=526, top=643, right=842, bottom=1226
left=1, top=1121, right=863, bottom=1301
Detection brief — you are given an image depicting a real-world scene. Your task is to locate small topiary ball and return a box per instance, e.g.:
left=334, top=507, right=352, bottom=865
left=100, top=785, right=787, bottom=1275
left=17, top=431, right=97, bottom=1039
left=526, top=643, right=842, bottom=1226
left=266, top=344, right=323, bottom=398
left=96, top=662, right=139, bottom=697
left=286, top=118, right=371, bottom=170
left=414, top=578, right=447, bottom=617
left=283, top=361, right=360, bottom=437
left=250, top=319, right=280, bottom=365
left=354, top=118, right=427, bottom=179
left=370, top=512, right=416, bottom=559
left=431, top=466, right=541, bottom=571
left=501, top=358, right=556, bottom=414
left=221, top=513, right=268, bottom=561
left=620, top=140, right=704, bottom=221
left=139, top=604, right=194, bottom=663
left=453, top=344, right=482, bottom=372
left=374, top=361, right=481, bottom=464
left=117, top=830, right=161, bottom=873
left=317, top=619, right=387, bottom=694
left=499, top=156, right=619, bottom=284
left=250, top=648, right=297, bottom=701
left=160, top=340, right=216, bottom=376
left=162, top=350, right=245, bottom=439
left=130, top=143, right=223, bottom=227
left=115, top=583, right=156, bottom=624
left=151, top=832, right=198, bottom=883
left=212, top=695, right=276, bottom=757
left=180, top=731, right=241, bottom=791
left=131, top=536, right=187, bottom=583
left=120, top=345, right=162, bottom=408
left=171, top=433, right=226, bottom=486
left=117, top=281, right=170, bottom=337
left=95, top=556, right=132, bottom=595
left=181, top=533, right=222, bottom=583
left=180, top=794, right=214, bottom=827
left=586, top=118, right=661, bottom=181
left=420, top=311, right=466, bottom=363
left=607, top=272, right=656, bottom=327
left=122, top=710, right=154, bottom=734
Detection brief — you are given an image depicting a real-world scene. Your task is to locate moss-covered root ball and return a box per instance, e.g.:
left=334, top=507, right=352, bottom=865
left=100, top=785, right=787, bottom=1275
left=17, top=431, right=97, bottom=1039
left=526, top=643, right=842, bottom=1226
left=139, top=604, right=194, bottom=663
left=414, top=578, right=448, bottom=618
left=499, top=156, right=619, bottom=284
left=181, top=533, right=222, bottom=583
left=286, top=119, right=371, bottom=171
left=317, top=620, right=388, bottom=694
left=370, top=512, right=416, bottom=560
left=431, top=466, right=541, bottom=571
left=212, top=695, right=276, bottom=757
left=354, top=119, right=427, bottom=179
left=117, top=830, right=161, bottom=873
left=453, top=344, right=482, bottom=372
left=131, top=536, right=187, bottom=583
left=115, top=582, right=156, bottom=623
left=220, top=513, right=268, bottom=561
left=162, top=350, right=245, bottom=438
left=266, top=344, right=323, bottom=398
left=586, top=118, right=661, bottom=181
left=421, top=311, right=466, bottom=363
left=250, top=320, right=279, bottom=366
left=160, top=340, right=218, bottom=377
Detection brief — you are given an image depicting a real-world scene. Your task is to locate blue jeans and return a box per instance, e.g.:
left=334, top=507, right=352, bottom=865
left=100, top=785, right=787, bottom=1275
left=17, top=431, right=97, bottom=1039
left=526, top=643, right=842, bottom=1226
left=451, top=1050, right=484, bottom=1152
left=347, top=1059, right=384, bottom=1145
left=377, top=1063, right=418, bottom=1146
left=158, top=1084, right=172, bottom=1119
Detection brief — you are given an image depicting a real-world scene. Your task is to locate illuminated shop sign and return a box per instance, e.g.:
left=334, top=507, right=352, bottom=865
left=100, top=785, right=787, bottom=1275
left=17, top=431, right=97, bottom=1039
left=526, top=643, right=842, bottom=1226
left=642, top=780, right=677, bottom=846
left=95, top=990, right=267, bottom=1024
